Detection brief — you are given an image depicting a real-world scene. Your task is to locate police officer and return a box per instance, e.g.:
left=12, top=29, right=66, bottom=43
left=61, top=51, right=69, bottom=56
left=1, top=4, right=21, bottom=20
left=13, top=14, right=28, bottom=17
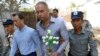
left=3, top=19, right=21, bottom=56
left=3, top=19, right=14, bottom=44
left=68, top=11, right=98, bottom=56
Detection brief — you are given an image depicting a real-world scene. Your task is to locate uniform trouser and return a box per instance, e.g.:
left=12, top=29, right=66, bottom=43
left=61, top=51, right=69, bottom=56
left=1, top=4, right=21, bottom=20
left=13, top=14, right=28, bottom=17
left=68, top=52, right=73, bottom=56
left=21, top=52, right=37, bottom=56
left=68, top=51, right=91, bottom=56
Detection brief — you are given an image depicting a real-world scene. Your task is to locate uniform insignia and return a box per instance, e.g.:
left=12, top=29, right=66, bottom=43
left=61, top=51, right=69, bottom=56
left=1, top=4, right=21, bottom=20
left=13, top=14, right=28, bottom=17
left=73, top=11, right=78, bottom=15
left=92, top=36, right=96, bottom=40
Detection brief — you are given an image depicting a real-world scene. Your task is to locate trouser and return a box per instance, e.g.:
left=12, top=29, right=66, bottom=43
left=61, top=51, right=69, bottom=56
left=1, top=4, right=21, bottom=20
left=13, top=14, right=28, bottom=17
left=68, top=51, right=91, bottom=56
left=87, top=51, right=91, bottom=56
left=21, top=52, right=37, bottom=56
left=68, top=52, right=73, bottom=56
left=15, top=51, right=21, bottom=56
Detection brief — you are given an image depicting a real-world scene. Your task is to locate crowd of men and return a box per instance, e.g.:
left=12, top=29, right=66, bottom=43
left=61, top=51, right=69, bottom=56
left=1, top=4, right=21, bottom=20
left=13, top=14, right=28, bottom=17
left=0, top=1, right=98, bottom=56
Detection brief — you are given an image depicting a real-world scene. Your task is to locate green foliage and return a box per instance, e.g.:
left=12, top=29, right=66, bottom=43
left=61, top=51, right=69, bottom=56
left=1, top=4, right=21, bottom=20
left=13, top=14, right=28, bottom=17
left=0, top=0, right=29, bottom=11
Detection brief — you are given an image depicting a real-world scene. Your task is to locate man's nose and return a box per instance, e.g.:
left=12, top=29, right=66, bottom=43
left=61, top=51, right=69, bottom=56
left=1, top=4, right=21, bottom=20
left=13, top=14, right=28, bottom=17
left=38, top=12, right=42, bottom=16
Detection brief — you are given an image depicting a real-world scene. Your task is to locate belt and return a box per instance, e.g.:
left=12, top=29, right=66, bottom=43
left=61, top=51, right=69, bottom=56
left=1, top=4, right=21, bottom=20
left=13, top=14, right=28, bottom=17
left=21, top=52, right=37, bottom=56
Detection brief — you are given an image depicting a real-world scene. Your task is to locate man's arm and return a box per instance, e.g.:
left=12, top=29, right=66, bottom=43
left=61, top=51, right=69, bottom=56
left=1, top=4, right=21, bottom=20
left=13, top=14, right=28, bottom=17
left=57, top=21, right=69, bottom=53
left=89, top=32, right=98, bottom=56
left=32, top=30, right=44, bottom=56
left=10, top=35, right=18, bottom=56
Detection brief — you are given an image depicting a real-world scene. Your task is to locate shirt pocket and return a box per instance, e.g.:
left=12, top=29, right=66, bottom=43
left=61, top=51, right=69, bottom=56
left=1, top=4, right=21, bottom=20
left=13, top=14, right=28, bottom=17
left=81, top=39, right=88, bottom=45
left=70, top=38, right=76, bottom=46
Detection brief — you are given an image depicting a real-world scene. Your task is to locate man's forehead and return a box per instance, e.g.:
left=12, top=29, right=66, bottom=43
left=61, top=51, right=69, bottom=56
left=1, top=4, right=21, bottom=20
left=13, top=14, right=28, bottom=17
left=35, top=4, right=48, bottom=10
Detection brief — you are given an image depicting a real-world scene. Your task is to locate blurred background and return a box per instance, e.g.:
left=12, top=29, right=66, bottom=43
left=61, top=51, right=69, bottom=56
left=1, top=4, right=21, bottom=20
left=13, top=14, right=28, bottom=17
left=0, top=0, right=100, bottom=28
left=0, top=0, right=100, bottom=56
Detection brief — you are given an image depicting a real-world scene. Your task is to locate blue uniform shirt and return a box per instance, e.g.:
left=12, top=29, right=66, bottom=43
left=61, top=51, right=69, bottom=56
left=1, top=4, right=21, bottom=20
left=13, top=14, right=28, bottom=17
left=68, top=29, right=98, bottom=56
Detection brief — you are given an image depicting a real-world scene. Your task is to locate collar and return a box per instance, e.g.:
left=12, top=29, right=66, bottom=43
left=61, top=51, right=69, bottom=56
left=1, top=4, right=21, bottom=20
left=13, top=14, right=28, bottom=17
left=50, top=17, right=56, bottom=23
left=8, top=34, right=13, bottom=38
left=72, top=28, right=85, bottom=34
left=39, top=17, right=55, bottom=26
left=18, top=25, right=27, bottom=31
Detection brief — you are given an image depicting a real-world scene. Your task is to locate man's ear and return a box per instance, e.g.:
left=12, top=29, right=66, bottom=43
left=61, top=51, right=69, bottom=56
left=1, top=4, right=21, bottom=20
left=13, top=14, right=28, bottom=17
left=80, top=19, right=83, bottom=23
left=21, top=19, right=24, bottom=22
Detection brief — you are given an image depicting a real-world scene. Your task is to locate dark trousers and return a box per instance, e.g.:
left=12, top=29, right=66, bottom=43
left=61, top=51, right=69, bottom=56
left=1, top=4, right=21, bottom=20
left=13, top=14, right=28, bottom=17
left=15, top=51, right=21, bottom=56
left=68, top=51, right=91, bottom=56
left=21, top=52, right=37, bottom=56
left=68, top=52, right=73, bottom=56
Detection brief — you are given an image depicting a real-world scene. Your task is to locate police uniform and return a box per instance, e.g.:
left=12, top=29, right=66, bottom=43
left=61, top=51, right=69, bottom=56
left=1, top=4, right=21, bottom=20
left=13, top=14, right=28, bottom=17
left=82, top=20, right=93, bottom=32
left=3, top=19, right=21, bottom=56
left=68, top=11, right=98, bottom=56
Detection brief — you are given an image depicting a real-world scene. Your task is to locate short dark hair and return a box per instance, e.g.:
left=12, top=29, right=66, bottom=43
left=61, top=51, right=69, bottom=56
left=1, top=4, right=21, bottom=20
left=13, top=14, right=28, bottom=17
left=35, top=1, right=49, bottom=10
left=53, top=8, right=59, bottom=13
left=12, top=13, right=24, bottom=20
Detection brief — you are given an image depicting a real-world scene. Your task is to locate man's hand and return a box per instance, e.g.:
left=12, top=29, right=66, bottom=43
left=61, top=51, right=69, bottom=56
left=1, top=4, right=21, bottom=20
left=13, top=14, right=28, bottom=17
left=51, top=52, right=60, bottom=56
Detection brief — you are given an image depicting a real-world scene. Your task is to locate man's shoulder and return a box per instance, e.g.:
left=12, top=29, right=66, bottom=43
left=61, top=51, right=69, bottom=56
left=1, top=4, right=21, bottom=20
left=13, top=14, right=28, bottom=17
left=14, top=29, right=19, bottom=34
left=68, top=29, right=73, bottom=33
left=85, top=30, right=93, bottom=35
left=13, top=30, right=18, bottom=36
left=26, top=26, right=35, bottom=32
left=81, top=29, right=93, bottom=37
left=84, top=20, right=90, bottom=23
left=51, top=16, right=63, bottom=21
left=54, top=18, right=64, bottom=24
